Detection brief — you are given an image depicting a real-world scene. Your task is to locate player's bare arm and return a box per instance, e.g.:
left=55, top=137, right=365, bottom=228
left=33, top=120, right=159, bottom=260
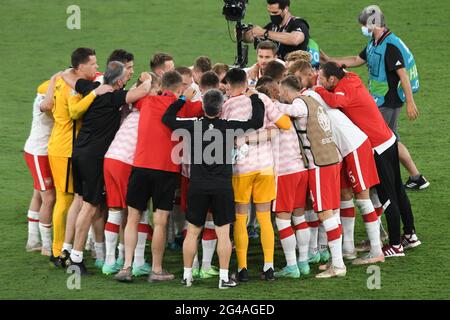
left=39, top=71, right=62, bottom=112
left=125, top=78, right=152, bottom=104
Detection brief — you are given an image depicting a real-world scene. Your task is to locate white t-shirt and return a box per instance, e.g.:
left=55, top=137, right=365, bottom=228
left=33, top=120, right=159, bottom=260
left=24, top=93, right=54, bottom=155
left=302, top=90, right=368, bottom=158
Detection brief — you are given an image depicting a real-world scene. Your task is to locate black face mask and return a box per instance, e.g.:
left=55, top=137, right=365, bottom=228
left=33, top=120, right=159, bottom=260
left=270, top=14, right=283, bottom=25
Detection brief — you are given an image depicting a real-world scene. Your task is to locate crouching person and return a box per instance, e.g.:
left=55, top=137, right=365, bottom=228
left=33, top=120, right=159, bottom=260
left=162, top=88, right=265, bottom=289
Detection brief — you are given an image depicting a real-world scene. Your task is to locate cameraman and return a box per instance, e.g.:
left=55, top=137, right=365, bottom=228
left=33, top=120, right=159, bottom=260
left=244, top=0, right=310, bottom=61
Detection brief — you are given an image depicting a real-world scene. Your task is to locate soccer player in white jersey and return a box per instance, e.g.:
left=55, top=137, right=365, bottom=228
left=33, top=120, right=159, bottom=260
left=291, top=60, right=385, bottom=265
left=23, top=73, right=60, bottom=256
left=276, top=75, right=345, bottom=278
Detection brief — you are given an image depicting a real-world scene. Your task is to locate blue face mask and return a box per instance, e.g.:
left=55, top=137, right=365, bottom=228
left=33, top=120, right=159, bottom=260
left=361, top=26, right=373, bottom=38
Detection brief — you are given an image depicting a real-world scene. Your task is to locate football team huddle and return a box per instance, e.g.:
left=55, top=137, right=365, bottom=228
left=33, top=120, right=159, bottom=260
left=23, top=2, right=425, bottom=290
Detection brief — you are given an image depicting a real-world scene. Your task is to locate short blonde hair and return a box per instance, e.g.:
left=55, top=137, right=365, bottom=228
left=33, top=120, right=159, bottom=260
left=288, top=60, right=313, bottom=75
left=212, top=63, right=229, bottom=76
left=285, top=50, right=312, bottom=64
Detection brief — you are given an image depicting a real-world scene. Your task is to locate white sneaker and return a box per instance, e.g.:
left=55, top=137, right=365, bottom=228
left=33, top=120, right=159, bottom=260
left=315, top=266, right=347, bottom=279
left=401, top=234, right=421, bottom=249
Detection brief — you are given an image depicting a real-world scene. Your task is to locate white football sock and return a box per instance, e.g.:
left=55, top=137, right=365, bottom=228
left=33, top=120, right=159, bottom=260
left=183, top=267, right=193, bottom=280
left=135, top=211, right=149, bottom=267
left=219, top=269, right=229, bottom=282
left=105, top=210, right=122, bottom=265
left=340, top=200, right=356, bottom=253
left=201, top=220, right=217, bottom=271
left=318, top=222, right=328, bottom=252
left=39, top=222, right=52, bottom=250
left=323, top=216, right=344, bottom=269
left=94, top=242, right=105, bottom=261
left=356, top=199, right=382, bottom=256
left=62, top=242, right=73, bottom=253
left=27, top=210, right=40, bottom=244
left=263, top=263, right=274, bottom=272
left=333, top=208, right=341, bottom=225
left=292, top=215, right=310, bottom=263
left=305, top=210, right=319, bottom=254
left=275, top=218, right=297, bottom=267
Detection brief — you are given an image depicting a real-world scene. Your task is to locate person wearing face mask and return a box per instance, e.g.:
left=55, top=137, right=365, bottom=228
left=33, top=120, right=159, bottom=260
left=321, top=5, right=428, bottom=192
left=244, top=0, right=310, bottom=61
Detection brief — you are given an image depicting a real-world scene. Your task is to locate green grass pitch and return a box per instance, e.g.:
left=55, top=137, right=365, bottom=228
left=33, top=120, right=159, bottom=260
left=0, top=0, right=449, bottom=299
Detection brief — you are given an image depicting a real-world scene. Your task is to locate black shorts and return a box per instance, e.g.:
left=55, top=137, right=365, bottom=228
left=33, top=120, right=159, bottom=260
left=72, top=156, right=105, bottom=205
left=126, top=167, right=178, bottom=212
left=186, top=188, right=236, bottom=227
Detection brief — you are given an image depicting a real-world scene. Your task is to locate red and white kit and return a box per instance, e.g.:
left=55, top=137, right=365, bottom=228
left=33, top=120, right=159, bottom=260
left=271, top=112, right=308, bottom=213
left=302, top=90, right=380, bottom=193
left=275, top=94, right=341, bottom=213
left=24, top=92, right=54, bottom=191
left=104, top=107, right=139, bottom=209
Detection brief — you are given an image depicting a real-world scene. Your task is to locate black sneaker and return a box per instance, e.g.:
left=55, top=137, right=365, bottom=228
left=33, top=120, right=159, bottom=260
left=219, top=278, right=238, bottom=289
left=181, top=277, right=193, bottom=287
left=260, top=267, right=275, bottom=281
left=405, top=175, right=430, bottom=190
left=65, top=258, right=91, bottom=276
left=60, top=250, right=71, bottom=268
left=49, top=255, right=64, bottom=269
left=237, top=268, right=249, bottom=282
